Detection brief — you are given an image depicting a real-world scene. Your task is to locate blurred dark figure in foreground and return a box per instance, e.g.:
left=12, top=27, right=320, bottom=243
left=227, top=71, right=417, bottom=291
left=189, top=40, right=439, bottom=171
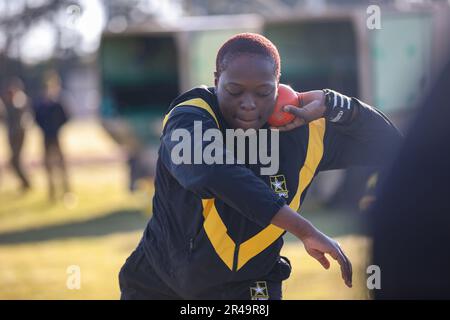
left=1, top=77, right=32, bottom=191
left=0, top=96, right=5, bottom=187
left=372, top=59, right=450, bottom=299
left=33, top=71, right=70, bottom=200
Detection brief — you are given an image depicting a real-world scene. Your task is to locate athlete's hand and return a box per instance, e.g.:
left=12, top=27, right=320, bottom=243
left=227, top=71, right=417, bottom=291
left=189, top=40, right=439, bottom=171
left=270, top=90, right=326, bottom=131
left=301, top=228, right=353, bottom=288
left=271, top=205, right=353, bottom=288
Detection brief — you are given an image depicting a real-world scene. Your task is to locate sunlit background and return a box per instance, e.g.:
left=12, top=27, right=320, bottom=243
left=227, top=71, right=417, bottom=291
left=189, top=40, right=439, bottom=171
left=1, top=0, right=449, bottom=299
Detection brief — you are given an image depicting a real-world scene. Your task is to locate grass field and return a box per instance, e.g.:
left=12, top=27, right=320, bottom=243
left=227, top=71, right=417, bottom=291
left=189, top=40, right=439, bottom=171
left=0, top=121, right=372, bottom=299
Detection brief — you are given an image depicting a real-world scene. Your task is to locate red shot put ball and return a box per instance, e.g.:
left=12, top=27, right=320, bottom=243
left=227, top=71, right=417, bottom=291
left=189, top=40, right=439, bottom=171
left=267, top=84, right=299, bottom=127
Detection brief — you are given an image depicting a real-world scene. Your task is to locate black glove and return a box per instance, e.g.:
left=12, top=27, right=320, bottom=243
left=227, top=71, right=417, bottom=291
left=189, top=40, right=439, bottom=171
left=322, top=89, right=355, bottom=124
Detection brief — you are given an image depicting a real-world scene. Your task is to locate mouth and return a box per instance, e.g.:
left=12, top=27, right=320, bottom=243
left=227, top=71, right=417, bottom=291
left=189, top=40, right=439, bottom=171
left=234, top=114, right=260, bottom=123
left=237, top=118, right=257, bottom=123
left=234, top=117, right=260, bottom=129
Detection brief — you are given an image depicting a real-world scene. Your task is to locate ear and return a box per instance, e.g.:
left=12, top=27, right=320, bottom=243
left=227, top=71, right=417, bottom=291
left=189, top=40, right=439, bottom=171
left=214, top=71, right=219, bottom=87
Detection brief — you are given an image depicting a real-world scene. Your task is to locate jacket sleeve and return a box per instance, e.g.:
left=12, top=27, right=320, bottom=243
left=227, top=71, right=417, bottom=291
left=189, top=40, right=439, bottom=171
left=319, top=98, right=403, bottom=171
left=160, top=107, right=286, bottom=227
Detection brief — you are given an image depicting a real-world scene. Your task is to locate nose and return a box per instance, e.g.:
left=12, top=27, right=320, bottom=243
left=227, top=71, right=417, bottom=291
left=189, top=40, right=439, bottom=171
left=240, top=93, right=256, bottom=111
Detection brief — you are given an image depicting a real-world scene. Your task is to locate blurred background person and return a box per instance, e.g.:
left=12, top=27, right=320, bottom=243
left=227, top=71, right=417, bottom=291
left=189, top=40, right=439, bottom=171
left=33, top=71, right=70, bottom=201
left=1, top=77, right=32, bottom=192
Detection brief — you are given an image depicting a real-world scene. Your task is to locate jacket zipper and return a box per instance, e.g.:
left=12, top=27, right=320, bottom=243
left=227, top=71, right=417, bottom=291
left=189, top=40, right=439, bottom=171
left=188, top=238, right=194, bottom=260
left=232, top=242, right=239, bottom=272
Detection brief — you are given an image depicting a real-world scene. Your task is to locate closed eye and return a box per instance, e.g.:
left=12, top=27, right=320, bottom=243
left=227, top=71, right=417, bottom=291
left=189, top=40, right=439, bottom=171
left=226, top=89, right=242, bottom=96
left=256, top=88, right=274, bottom=97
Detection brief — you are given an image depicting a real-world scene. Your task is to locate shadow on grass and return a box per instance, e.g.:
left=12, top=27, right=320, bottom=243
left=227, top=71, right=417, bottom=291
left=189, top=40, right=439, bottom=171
left=0, top=206, right=368, bottom=245
left=0, top=209, right=148, bottom=245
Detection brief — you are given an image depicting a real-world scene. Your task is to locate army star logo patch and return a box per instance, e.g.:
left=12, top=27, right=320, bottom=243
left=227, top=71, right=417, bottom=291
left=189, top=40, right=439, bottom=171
left=270, top=175, right=289, bottom=198
left=250, top=281, right=269, bottom=300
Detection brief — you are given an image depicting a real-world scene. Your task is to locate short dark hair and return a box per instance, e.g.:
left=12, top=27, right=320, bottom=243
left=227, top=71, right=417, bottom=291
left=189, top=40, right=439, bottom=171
left=7, top=76, right=25, bottom=91
left=216, top=33, right=281, bottom=80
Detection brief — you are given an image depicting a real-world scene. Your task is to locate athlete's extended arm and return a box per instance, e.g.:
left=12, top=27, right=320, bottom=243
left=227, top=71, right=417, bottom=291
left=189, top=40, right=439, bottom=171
left=271, top=204, right=353, bottom=288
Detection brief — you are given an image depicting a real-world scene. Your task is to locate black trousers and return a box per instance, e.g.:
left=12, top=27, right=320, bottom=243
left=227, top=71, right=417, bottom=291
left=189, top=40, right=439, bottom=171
left=119, top=244, right=291, bottom=300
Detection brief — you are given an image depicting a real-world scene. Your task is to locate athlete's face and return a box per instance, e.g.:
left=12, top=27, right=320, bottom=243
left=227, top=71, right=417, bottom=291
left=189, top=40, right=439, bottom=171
left=215, top=54, right=278, bottom=130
